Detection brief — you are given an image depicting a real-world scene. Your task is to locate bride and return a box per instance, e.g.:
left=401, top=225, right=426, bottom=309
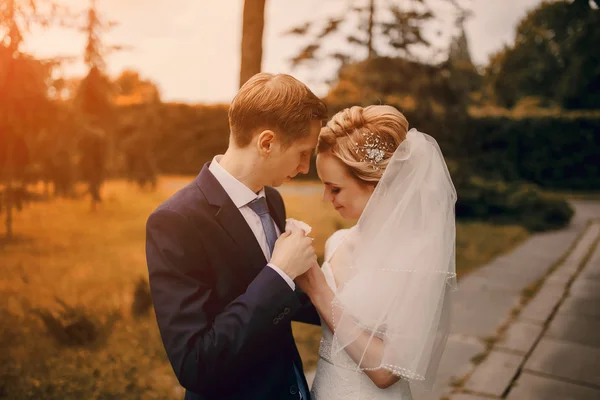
left=296, top=105, right=457, bottom=399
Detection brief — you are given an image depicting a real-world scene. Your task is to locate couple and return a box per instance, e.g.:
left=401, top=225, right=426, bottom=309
left=146, top=73, right=457, bottom=400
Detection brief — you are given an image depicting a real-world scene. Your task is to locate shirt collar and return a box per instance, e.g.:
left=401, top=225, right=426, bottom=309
left=208, top=155, right=265, bottom=208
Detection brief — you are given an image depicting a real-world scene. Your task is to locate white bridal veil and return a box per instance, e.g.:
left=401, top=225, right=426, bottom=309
left=329, top=128, right=458, bottom=391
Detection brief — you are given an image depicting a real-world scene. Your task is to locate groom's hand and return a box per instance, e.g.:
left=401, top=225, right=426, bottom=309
left=270, top=230, right=316, bottom=280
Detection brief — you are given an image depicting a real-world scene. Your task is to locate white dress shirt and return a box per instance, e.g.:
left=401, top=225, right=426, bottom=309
left=209, top=156, right=296, bottom=290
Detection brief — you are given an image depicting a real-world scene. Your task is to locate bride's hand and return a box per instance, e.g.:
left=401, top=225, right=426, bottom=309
left=295, top=262, right=328, bottom=298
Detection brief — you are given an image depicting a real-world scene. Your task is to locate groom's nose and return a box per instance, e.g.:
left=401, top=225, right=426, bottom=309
left=297, top=159, right=310, bottom=175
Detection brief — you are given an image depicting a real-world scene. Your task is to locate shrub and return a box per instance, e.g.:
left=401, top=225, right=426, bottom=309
left=455, top=176, right=574, bottom=232
left=131, top=278, right=152, bottom=318
left=32, top=298, right=120, bottom=347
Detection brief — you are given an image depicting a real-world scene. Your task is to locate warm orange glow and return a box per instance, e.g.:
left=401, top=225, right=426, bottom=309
left=19, top=0, right=545, bottom=103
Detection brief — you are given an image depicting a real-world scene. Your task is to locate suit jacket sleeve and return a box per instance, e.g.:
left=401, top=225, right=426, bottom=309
left=146, top=208, right=304, bottom=395
left=291, top=289, right=321, bottom=326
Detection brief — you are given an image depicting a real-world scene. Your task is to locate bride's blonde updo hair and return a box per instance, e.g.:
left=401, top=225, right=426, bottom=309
left=316, top=105, right=409, bottom=183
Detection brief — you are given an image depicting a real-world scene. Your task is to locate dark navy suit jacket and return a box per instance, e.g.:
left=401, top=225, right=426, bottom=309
left=146, top=163, right=321, bottom=400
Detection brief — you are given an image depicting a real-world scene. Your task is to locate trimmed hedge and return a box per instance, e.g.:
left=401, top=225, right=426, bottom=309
left=121, top=102, right=600, bottom=192
left=457, top=115, right=600, bottom=190
left=117, top=103, right=230, bottom=175
left=112, top=102, right=578, bottom=232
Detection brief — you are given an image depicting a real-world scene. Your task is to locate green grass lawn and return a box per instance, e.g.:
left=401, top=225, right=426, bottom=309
left=0, top=177, right=529, bottom=399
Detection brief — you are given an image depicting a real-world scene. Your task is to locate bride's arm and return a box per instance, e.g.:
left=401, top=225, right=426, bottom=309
left=296, top=265, right=401, bottom=389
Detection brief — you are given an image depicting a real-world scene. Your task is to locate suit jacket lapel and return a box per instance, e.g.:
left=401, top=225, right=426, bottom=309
left=195, top=164, right=267, bottom=273
left=215, top=201, right=267, bottom=268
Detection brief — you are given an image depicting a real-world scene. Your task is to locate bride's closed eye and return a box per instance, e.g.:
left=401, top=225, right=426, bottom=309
left=331, top=187, right=341, bottom=194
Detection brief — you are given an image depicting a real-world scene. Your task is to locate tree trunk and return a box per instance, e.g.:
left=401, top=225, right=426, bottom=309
left=4, top=140, right=14, bottom=240
left=5, top=189, right=13, bottom=240
left=367, top=0, right=375, bottom=58
left=239, top=0, right=266, bottom=88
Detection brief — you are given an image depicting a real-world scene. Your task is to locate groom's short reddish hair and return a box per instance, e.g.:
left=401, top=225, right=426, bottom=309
left=229, top=73, right=328, bottom=148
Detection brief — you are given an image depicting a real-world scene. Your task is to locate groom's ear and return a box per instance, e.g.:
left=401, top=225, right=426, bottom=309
left=256, top=129, right=277, bottom=156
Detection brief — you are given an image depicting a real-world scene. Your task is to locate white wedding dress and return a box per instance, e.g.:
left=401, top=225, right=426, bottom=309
left=310, top=228, right=414, bottom=400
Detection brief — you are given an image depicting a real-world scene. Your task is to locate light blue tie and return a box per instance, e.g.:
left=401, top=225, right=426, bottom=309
left=247, top=197, right=307, bottom=399
left=247, top=197, right=278, bottom=257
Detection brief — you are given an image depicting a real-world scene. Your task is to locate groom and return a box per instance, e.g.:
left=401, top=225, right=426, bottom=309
left=146, top=73, right=328, bottom=400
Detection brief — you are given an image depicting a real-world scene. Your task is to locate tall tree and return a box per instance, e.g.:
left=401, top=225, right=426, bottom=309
left=366, top=0, right=375, bottom=59
left=445, top=10, right=481, bottom=106
left=74, top=0, right=118, bottom=120
left=486, top=0, right=600, bottom=109
left=0, top=0, right=63, bottom=239
left=287, top=0, right=465, bottom=72
left=114, top=69, right=161, bottom=105
left=73, top=0, right=122, bottom=210
left=239, top=0, right=266, bottom=87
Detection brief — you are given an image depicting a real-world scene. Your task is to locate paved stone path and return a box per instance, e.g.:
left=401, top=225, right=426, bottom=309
left=305, top=200, right=600, bottom=400
left=420, top=200, right=600, bottom=400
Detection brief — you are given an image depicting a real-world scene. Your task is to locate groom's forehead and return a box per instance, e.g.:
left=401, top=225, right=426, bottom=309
left=303, top=131, right=320, bottom=148
left=291, top=138, right=315, bottom=151
left=294, top=124, right=320, bottom=145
